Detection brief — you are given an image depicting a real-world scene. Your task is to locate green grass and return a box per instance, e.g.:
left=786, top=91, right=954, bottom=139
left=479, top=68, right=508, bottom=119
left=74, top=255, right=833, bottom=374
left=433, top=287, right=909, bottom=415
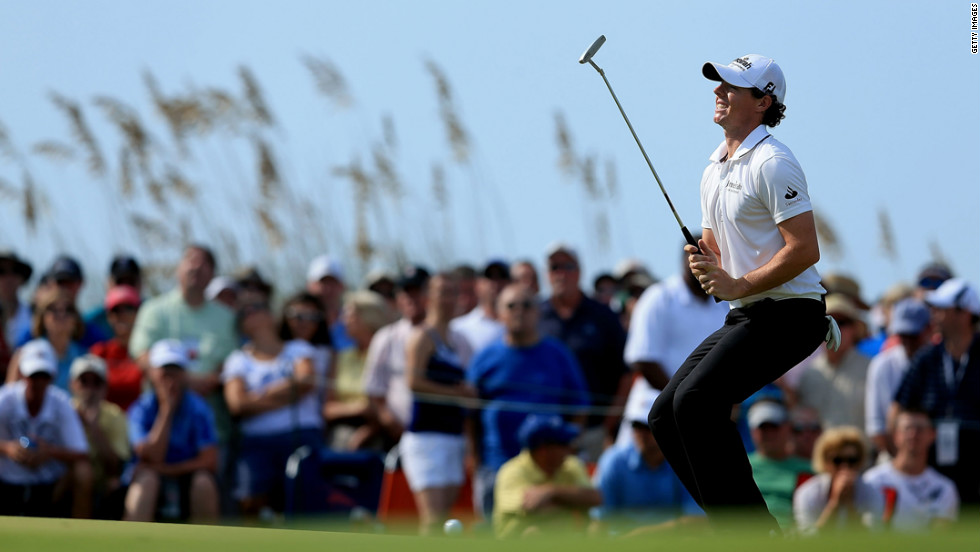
left=0, top=516, right=977, bottom=552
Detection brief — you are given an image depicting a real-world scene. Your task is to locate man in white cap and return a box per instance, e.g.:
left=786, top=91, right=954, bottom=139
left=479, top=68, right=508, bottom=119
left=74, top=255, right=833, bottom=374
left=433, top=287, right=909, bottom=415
left=592, top=395, right=703, bottom=535
left=124, top=339, right=219, bottom=522
left=0, top=339, right=91, bottom=517
left=894, top=278, right=980, bottom=506
left=865, top=298, right=933, bottom=458
left=306, top=254, right=353, bottom=350
left=745, top=400, right=813, bottom=531
left=648, top=54, right=830, bottom=532
left=69, top=354, right=130, bottom=518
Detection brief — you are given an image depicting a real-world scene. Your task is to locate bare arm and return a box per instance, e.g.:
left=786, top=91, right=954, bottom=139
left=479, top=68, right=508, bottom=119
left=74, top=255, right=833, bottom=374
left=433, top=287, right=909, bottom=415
left=134, top=405, right=175, bottom=465
left=690, top=213, right=820, bottom=301
left=632, top=361, right=670, bottom=390
left=225, top=357, right=316, bottom=416
left=5, top=349, right=21, bottom=384
left=149, top=445, right=218, bottom=477
left=405, top=330, right=473, bottom=398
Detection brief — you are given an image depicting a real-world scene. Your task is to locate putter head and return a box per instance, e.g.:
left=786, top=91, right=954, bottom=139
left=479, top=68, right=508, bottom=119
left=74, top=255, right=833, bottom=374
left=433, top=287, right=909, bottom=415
left=578, top=35, right=606, bottom=64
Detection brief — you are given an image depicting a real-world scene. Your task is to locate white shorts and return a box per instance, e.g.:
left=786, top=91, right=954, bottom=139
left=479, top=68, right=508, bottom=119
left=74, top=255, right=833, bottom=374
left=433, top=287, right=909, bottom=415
left=399, top=431, right=466, bottom=492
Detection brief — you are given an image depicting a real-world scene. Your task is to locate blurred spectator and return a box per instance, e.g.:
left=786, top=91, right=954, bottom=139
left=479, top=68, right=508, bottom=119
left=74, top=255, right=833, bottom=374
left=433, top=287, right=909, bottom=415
left=863, top=408, right=959, bottom=531
left=914, top=263, right=953, bottom=300
left=0, top=339, right=90, bottom=518
left=591, top=273, right=618, bottom=307
left=868, top=283, right=915, bottom=354
left=235, top=266, right=274, bottom=306
left=362, top=265, right=430, bottom=446
left=616, top=245, right=727, bottom=448
left=539, top=243, right=628, bottom=462
left=89, top=285, right=144, bottom=411
left=452, top=264, right=479, bottom=318
left=797, top=293, right=870, bottom=429
left=746, top=401, right=813, bottom=531
left=84, top=255, right=141, bottom=342
left=893, top=278, right=980, bottom=505
left=279, top=291, right=334, bottom=397
left=6, top=287, right=87, bottom=391
left=324, top=291, right=394, bottom=451
left=306, top=254, right=354, bottom=351
left=468, top=283, right=590, bottom=520
left=789, top=405, right=823, bottom=462
left=493, top=415, right=600, bottom=538
left=614, top=272, right=656, bottom=331
left=865, top=299, right=932, bottom=459
left=401, top=272, right=474, bottom=534
left=591, top=396, right=703, bottom=534
left=451, top=260, right=510, bottom=355
left=125, top=339, right=219, bottom=523
left=69, top=354, right=130, bottom=519
left=510, top=260, right=539, bottom=296
left=13, top=255, right=106, bottom=349
left=223, top=302, right=320, bottom=518
left=364, top=269, right=397, bottom=308
left=204, top=276, right=239, bottom=309
left=128, top=245, right=237, bottom=440
left=793, top=426, right=882, bottom=533
left=0, top=250, right=33, bottom=348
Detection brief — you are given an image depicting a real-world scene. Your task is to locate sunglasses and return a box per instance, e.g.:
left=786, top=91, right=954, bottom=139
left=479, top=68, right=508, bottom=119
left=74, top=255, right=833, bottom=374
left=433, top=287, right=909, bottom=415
left=287, top=311, right=322, bottom=323
left=109, top=305, right=138, bottom=315
left=239, top=303, right=269, bottom=316
left=46, top=305, right=77, bottom=317
left=77, top=374, right=105, bottom=387
left=504, top=299, right=534, bottom=311
left=549, top=262, right=578, bottom=272
left=831, top=455, right=861, bottom=467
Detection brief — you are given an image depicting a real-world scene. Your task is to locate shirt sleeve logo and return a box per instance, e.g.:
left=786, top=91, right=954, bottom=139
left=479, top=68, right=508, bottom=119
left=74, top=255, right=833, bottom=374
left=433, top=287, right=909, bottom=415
left=784, top=186, right=798, bottom=200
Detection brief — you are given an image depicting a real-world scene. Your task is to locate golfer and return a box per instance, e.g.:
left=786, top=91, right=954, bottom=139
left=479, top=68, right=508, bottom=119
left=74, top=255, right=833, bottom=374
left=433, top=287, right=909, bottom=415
left=647, top=54, right=833, bottom=531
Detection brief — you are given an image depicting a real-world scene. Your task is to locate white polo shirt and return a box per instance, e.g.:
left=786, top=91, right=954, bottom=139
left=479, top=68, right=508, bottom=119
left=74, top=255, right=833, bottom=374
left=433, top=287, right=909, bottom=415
left=0, top=381, right=89, bottom=485
left=700, top=125, right=824, bottom=308
left=451, top=306, right=505, bottom=355
left=615, top=274, right=729, bottom=446
left=863, top=463, right=959, bottom=532
left=865, top=345, right=911, bottom=437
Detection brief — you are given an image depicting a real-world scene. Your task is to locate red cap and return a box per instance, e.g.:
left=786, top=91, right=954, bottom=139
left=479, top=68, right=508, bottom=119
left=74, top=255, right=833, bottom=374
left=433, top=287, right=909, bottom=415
left=105, top=285, right=141, bottom=310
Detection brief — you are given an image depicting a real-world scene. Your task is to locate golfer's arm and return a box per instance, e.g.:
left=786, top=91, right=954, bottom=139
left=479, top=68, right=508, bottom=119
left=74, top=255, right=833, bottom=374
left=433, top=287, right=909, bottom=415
left=729, top=212, right=820, bottom=299
left=632, top=361, right=670, bottom=390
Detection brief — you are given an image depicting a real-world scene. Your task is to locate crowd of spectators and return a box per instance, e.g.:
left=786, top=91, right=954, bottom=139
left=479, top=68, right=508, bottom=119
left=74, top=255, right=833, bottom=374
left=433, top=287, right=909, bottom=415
left=0, top=245, right=976, bottom=537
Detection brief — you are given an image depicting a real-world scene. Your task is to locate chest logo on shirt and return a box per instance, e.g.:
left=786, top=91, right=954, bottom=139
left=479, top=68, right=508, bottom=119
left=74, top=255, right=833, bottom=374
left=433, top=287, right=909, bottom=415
left=725, top=179, right=743, bottom=193
left=784, top=186, right=798, bottom=200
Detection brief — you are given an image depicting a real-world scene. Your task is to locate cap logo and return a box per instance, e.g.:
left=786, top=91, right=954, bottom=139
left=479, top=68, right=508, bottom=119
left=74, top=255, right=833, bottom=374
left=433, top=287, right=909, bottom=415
left=764, top=82, right=775, bottom=94
left=733, top=57, right=752, bottom=70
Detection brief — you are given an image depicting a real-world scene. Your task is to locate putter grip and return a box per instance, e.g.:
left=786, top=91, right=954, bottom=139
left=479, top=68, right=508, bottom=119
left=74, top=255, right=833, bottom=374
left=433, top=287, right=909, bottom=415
left=682, top=226, right=722, bottom=303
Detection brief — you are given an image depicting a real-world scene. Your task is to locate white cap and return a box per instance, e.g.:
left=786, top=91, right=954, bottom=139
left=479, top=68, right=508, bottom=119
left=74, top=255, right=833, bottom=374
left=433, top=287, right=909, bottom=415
left=747, top=401, right=788, bottom=429
left=149, top=339, right=190, bottom=369
left=926, top=278, right=980, bottom=315
left=306, top=255, right=345, bottom=283
left=205, top=276, right=238, bottom=301
left=19, top=339, right=58, bottom=378
left=70, top=354, right=108, bottom=381
left=703, top=54, right=786, bottom=103
left=625, top=391, right=659, bottom=425
left=545, top=242, right=579, bottom=263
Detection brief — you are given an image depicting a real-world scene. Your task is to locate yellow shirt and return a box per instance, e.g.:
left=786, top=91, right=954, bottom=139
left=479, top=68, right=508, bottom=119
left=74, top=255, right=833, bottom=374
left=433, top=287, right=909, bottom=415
left=334, top=348, right=369, bottom=403
left=71, top=399, right=131, bottom=490
left=493, top=449, right=592, bottom=538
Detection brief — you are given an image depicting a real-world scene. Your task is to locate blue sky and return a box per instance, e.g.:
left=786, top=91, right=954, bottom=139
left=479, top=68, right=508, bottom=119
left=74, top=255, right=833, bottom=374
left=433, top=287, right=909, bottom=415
left=1, top=0, right=977, bottom=308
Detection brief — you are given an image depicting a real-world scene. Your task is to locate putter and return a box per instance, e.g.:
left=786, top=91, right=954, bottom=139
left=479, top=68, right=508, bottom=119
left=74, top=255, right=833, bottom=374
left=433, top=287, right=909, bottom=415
left=579, top=35, right=701, bottom=254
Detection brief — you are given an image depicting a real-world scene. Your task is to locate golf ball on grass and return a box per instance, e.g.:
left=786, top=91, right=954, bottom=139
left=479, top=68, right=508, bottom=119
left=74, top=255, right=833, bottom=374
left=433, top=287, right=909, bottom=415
left=443, top=519, right=463, bottom=535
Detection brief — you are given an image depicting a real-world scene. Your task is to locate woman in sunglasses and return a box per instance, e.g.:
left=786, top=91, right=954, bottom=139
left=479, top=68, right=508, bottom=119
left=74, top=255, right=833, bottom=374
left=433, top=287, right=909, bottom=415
left=6, top=287, right=86, bottom=391
left=223, top=301, right=320, bottom=518
left=793, top=426, right=883, bottom=533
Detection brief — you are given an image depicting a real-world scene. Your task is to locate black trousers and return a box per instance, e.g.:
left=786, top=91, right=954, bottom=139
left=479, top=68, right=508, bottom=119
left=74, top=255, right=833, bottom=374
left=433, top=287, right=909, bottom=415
left=648, top=297, right=827, bottom=530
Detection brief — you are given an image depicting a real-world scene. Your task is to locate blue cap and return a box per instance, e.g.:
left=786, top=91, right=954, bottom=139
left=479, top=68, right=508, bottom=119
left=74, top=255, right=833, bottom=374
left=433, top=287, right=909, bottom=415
left=47, top=255, right=83, bottom=281
left=518, top=414, right=580, bottom=450
left=888, top=298, right=931, bottom=336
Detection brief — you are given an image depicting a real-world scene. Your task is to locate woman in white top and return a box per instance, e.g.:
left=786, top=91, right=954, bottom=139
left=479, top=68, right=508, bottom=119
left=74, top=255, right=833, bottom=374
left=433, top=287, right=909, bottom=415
left=793, top=426, right=883, bottom=533
left=223, top=301, right=320, bottom=517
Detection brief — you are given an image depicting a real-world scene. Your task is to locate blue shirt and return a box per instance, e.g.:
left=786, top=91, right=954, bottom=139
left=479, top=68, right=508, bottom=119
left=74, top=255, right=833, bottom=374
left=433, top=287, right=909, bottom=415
left=538, top=296, right=627, bottom=427
left=467, top=337, right=590, bottom=471
left=592, top=443, right=703, bottom=528
left=128, top=390, right=218, bottom=464
left=331, top=320, right=355, bottom=352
